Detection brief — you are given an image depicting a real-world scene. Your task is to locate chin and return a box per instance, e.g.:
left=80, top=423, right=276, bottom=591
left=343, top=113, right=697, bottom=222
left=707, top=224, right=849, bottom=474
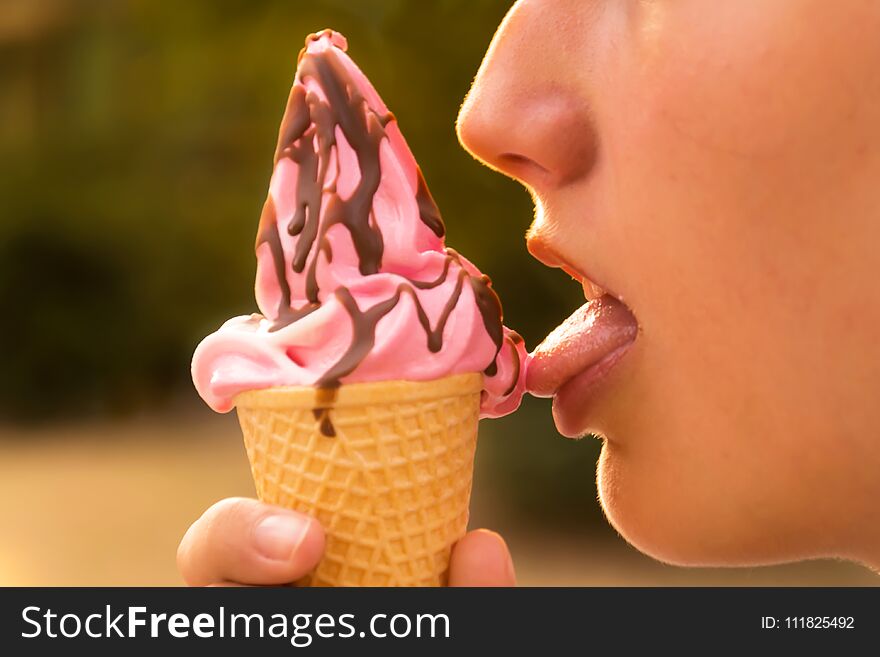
left=595, top=440, right=704, bottom=567
left=594, top=439, right=828, bottom=568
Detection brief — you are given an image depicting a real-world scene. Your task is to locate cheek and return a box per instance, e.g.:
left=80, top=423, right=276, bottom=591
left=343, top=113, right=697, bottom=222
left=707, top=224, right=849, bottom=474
left=599, top=0, right=880, bottom=430
left=625, top=0, right=872, bottom=158
left=584, top=1, right=880, bottom=563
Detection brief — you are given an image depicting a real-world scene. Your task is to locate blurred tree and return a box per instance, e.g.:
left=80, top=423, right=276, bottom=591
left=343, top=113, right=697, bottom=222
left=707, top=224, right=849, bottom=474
left=0, top=0, right=598, bottom=526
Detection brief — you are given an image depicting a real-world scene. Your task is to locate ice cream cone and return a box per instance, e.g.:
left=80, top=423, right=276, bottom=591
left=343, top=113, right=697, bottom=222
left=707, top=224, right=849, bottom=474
left=234, top=372, right=482, bottom=586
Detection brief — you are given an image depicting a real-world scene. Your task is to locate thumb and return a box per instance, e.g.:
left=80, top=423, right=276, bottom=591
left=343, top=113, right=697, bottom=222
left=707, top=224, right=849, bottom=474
left=448, top=529, right=516, bottom=586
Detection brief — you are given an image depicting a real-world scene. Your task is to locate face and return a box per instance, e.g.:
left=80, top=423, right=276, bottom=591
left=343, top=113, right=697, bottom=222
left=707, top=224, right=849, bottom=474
left=458, top=0, right=880, bottom=568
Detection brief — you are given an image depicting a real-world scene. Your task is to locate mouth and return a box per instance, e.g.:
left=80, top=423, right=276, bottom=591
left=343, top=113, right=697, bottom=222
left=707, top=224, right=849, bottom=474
left=526, top=283, right=639, bottom=437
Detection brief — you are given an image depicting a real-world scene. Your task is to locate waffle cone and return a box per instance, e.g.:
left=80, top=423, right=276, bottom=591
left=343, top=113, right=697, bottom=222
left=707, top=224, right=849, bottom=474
left=234, top=373, right=482, bottom=586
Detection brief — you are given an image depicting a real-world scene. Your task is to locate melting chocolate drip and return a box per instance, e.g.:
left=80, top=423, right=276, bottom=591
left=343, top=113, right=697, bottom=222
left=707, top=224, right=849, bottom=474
left=256, top=33, right=511, bottom=434
left=402, top=270, right=468, bottom=353
left=274, top=86, right=310, bottom=164
left=316, top=266, right=472, bottom=389
left=469, top=275, right=505, bottom=376
left=290, top=51, right=389, bottom=306
left=312, top=386, right=339, bottom=437
left=408, top=250, right=459, bottom=290
left=415, top=168, right=445, bottom=238
left=318, top=288, right=402, bottom=386
left=502, top=331, right=524, bottom=397
left=255, top=196, right=291, bottom=316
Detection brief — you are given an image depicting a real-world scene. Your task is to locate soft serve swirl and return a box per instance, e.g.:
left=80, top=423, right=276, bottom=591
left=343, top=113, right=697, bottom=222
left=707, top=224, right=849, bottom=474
left=192, top=30, right=528, bottom=419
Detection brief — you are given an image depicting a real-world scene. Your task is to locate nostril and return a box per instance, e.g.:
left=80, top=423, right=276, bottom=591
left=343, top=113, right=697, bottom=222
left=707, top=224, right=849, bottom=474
left=499, top=153, right=548, bottom=172
left=497, top=152, right=551, bottom=186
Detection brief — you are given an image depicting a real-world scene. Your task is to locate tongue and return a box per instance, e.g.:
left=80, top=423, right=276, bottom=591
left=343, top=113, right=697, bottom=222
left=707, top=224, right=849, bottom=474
left=526, top=296, right=638, bottom=397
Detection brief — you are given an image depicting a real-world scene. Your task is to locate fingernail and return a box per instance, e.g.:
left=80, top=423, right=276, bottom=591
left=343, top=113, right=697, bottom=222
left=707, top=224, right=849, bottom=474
left=489, top=531, right=516, bottom=584
left=253, top=514, right=311, bottom=561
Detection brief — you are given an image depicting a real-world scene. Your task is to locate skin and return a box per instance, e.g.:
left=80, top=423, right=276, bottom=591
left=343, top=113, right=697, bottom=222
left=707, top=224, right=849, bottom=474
left=458, top=0, right=880, bottom=571
left=177, top=499, right=515, bottom=586
left=179, top=0, right=880, bottom=584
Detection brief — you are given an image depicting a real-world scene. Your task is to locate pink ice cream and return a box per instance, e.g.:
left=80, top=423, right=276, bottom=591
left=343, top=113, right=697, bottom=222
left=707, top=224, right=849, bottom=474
left=192, top=30, right=528, bottom=418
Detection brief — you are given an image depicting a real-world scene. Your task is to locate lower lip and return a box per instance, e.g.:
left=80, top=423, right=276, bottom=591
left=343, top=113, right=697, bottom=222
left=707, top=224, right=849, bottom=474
left=551, top=339, right=635, bottom=438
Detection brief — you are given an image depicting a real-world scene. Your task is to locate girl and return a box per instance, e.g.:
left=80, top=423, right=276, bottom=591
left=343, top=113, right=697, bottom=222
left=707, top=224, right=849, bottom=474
left=178, top=0, right=880, bottom=585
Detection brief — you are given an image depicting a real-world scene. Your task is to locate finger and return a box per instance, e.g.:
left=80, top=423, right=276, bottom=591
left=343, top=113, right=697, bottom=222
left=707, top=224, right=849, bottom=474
left=207, top=582, right=249, bottom=587
left=448, top=529, right=516, bottom=586
left=177, top=497, right=325, bottom=586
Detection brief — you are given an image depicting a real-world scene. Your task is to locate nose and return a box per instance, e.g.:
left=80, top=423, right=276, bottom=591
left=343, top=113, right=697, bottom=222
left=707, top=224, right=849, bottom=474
left=457, top=0, right=598, bottom=191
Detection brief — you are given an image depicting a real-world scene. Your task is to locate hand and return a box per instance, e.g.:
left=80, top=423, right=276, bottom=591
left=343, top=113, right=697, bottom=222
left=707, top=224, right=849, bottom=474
left=177, top=497, right=516, bottom=586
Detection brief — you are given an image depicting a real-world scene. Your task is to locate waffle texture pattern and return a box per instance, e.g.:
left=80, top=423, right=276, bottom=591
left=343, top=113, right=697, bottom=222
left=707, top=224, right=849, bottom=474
left=235, top=373, right=482, bottom=586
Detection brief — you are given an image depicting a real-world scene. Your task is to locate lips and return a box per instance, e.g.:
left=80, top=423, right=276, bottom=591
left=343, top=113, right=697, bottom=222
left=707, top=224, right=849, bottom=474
left=526, top=295, right=638, bottom=435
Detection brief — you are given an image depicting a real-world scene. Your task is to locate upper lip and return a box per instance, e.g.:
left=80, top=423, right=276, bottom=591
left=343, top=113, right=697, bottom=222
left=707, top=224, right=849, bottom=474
left=560, top=264, right=606, bottom=301
left=553, top=254, right=611, bottom=302
left=526, top=228, right=612, bottom=302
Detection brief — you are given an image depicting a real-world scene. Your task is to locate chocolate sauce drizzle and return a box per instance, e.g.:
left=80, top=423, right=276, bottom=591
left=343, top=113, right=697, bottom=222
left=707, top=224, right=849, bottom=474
left=312, top=387, right=338, bottom=438
left=255, top=31, right=516, bottom=436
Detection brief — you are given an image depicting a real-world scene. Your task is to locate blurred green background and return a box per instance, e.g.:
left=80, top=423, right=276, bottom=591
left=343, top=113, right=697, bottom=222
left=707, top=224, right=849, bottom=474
left=0, top=0, right=873, bottom=585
